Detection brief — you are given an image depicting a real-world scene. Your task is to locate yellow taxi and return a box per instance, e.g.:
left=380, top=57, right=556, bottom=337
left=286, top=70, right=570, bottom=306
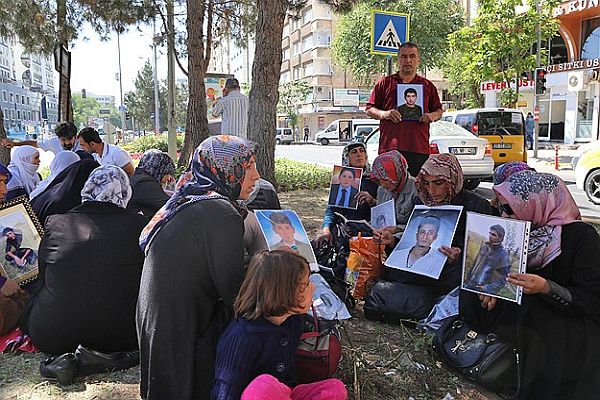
left=574, top=143, right=600, bottom=205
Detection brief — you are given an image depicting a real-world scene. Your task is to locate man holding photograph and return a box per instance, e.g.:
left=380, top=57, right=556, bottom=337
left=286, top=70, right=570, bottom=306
left=464, top=225, right=511, bottom=295
left=366, top=42, right=443, bottom=177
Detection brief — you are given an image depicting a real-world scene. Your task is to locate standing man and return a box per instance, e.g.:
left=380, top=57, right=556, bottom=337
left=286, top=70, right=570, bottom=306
left=525, top=112, right=534, bottom=150
left=2, top=121, right=81, bottom=155
left=366, top=42, right=443, bottom=176
left=212, top=78, right=249, bottom=138
left=303, top=126, right=309, bottom=142
left=77, top=127, right=135, bottom=176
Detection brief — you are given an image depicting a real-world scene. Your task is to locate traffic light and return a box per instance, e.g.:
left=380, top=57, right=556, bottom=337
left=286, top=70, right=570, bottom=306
left=535, top=68, right=547, bottom=95
left=81, top=88, right=86, bottom=98
left=125, top=112, right=131, bottom=120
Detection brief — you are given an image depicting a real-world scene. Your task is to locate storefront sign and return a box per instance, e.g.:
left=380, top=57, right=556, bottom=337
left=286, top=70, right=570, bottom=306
left=333, top=89, right=360, bottom=107
left=544, top=58, right=600, bottom=73
left=553, top=0, right=599, bottom=17
left=480, top=79, right=535, bottom=93
left=517, top=101, right=528, bottom=107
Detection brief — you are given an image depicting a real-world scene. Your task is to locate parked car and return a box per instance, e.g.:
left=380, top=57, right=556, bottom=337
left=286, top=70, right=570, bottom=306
left=276, top=128, right=294, bottom=145
left=574, top=143, right=600, bottom=205
left=315, top=119, right=379, bottom=145
left=442, top=108, right=527, bottom=167
left=364, top=121, right=494, bottom=190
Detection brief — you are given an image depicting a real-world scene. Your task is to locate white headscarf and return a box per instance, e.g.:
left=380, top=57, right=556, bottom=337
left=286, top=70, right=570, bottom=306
left=29, top=151, right=80, bottom=200
left=7, top=145, right=40, bottom=195
left=81, top=165, right=132, bottom=209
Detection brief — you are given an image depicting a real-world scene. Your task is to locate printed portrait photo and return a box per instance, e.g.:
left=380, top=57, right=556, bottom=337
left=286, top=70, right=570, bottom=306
left=0, top=200, right=43, bottom=285
left=385, top=205, right=463, bottom=279
left=461, top=212, right=530, bottom=304
left=371, top=199, right=396, bottom=230
left=327, top=165, right=363, bottom=210
left=255, top=210, right=318, bottom=268
left=396, top=83, right=424, bottom=121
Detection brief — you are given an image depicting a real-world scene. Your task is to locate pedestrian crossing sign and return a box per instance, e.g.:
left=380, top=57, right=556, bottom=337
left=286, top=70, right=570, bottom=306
left=370, top=10, right=410, bottom=56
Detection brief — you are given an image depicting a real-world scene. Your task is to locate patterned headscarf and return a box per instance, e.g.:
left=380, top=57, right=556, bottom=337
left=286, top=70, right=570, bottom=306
left=416, top=154, right=464, bottom=206
left=341, top=142, right=369, bottom=170
left=7, top=145, right=40, bottom=195
left=139, top=135, right=256, bottom=253
left=81, top=165, right=132, bottom=209
left=370, top=151, right=409, bottom=198
left=493, top=161, right=535, bottom=185
left=138, top=149, right=176, bottom=183
left=494, top=170, right=581, bottom=270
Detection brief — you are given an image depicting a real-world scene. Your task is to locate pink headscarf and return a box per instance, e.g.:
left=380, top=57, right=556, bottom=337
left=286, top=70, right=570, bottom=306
left=494, top=170, right=581, bottom=270
left=415, top=154, right=464, bottom=206
left=370, top=151, right=409, bottom=199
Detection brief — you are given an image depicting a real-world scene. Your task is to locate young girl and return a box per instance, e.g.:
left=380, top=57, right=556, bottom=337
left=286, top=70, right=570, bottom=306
left=211, top=250, right=348, bottom=400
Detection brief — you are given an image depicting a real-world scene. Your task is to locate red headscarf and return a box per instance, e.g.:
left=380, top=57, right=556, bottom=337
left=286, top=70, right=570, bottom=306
left=370, top=151, right=409, bottom=198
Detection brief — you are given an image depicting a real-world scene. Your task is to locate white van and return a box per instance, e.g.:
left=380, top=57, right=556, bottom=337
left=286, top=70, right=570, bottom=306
left=315, top=119, right=380, bottom=145
left=276, top=128, right=294, bottom=145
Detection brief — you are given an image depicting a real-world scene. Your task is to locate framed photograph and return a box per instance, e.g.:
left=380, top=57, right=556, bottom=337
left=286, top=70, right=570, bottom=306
left=396, top=83, right=424, bottom=121
left=461, top=212, right=530, bottom=304
left=327, top=165, right=363, bottom=210
left=385, top=205, right=463, bottom=279
left=0, top=196, right=43, bottom=285
left=255, top=210, right=318, bottom=271
left=371, top=199, right=396, bottom=230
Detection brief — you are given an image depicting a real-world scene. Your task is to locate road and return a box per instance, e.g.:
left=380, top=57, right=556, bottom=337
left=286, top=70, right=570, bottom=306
left=275, top=143, right=600, bottom=221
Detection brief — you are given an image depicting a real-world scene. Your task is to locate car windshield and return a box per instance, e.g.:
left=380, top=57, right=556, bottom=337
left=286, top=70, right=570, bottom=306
left=478, top=112, right=523, bottom=135
left=430, top=121, right=472, bottom=137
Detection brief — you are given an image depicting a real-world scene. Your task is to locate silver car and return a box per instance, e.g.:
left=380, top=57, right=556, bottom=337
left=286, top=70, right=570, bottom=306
left=364, top=121, right=494, bottom=190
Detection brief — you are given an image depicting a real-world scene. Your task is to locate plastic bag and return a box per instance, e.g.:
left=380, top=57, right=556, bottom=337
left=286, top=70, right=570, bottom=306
left=310, top=273, right=351, bottom=320
left=345, top=233, right=385, bottom=299
left=422, top=287, right=460, bottom=333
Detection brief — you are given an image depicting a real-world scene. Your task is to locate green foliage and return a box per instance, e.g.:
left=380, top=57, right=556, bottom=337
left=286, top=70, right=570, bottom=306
left=446, top=0, right=559, bottom=108
left=275, top=158, right=331, bottom=192
left=331, top=0, right=464, bottom=82
left=72, top=94, right=120, bottom=129
left=278, top=80, right=312, bottom=130
left=128, top=134, right=183, bottom=153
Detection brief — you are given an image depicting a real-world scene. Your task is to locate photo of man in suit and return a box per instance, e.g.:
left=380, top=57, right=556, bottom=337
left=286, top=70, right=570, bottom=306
left=269, top=212, right=316, bottom=263
left=397, top=87, right=423, bottom=121
left=328, top=167, right=360, bottom=209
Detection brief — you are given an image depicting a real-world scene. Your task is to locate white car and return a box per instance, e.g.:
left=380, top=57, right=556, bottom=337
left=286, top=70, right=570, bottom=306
left=276, top=128, right=294, bottom=145
left=364, top=121, right=494, bottom=190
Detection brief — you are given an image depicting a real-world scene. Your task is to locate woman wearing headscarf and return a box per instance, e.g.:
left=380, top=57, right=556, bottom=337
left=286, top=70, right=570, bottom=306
left=6, top=145, right=41, bottom=201
left=29, top=151, right=80, bottom=200
left=137, top=135, right=260, bottom=400
left=365, top=153, right=493, bottom=322
left=30, top=158, right=100, bottom=225
left=461, top=170, right=599, bottom=400
left=492, top=161, right=535, bottom=185
left=370, top=150, right=420, bottom=232
left=128, top=149, right=176, bottom=217
left=24, top=166, right=146, bottom=370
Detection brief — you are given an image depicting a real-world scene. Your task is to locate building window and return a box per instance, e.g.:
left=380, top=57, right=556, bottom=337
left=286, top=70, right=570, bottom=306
left=9, top=93, right=13, bottom=103
left=546, top=34, right=567, bottom=65
left=2, top=91, right=6, bottom=101
left=302, top=8, right=313, bottom=25
left=283, top=24, right=289, bottom=37
left=302, top=34, right=313, bottom=52
left=303, top=62, right=314, bottom=77
left=17, top=110, right=21, bottom=119
left=293, top=66, right=301, bottom=80
left=581, top=17, right=600, bottom=60
left=15, top=94, right=19, bottom=103
left=282, top=47, right=290, bottom=60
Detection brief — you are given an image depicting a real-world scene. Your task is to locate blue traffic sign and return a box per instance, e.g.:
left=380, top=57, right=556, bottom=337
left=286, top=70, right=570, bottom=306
left=370, top=10, right=410, bottom=56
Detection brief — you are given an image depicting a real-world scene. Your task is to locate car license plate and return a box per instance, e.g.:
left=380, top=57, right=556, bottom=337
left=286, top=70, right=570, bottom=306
left=449, top=147, right=477, bottom=155
left=493, top=143, right=512, bottom=149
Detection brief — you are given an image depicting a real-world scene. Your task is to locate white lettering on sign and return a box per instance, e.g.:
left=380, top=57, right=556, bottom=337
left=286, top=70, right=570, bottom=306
left=554, top=0, right=599, bottom=16
left=480, top=79, right=535, bottom=93
left=544, top=58, right=600, bottom=73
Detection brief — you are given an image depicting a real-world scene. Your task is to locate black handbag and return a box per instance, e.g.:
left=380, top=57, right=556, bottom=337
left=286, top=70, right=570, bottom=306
left=432, top=317, right=520, bottom=399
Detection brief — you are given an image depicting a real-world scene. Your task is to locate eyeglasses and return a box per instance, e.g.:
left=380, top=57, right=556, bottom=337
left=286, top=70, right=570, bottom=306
left=349, top=147, right=365, bottom=155
left=497, top=202, right=514, bottom=216
left=298, top=278, right=311, bottom=291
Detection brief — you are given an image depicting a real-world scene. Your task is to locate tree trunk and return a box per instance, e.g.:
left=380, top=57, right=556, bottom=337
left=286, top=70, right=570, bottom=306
left=179, top=0, right=210, bottom=167
left=56, top=0, right=73, bottom=123
left=0, top=110, right=10, bottom=165
left=247, top=0, right=287, bottom=185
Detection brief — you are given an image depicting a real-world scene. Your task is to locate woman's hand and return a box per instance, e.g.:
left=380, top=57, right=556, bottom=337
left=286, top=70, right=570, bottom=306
left=439, top=246, right=462, bottom=264
left=0, top=279, right=22, bottom=297
left=478, top=294, right=497, bottom=311
left=355, top=191, right=375, bottom=206
left=314, top=228, right=332, bottom=247
left=507, top=273, right=550, bottom=295
left=373, top=228, right=395, bottom=246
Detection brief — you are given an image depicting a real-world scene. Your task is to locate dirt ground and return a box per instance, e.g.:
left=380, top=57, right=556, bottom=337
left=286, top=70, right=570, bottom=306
left=0, top=188, right=500, bottom=400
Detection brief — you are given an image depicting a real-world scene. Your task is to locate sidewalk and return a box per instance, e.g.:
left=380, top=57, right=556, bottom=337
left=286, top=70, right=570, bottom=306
left=526, top=147, right=576, bottom=183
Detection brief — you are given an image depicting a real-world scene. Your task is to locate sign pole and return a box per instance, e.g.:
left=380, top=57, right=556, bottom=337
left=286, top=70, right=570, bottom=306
left=387, top=55, right=393, bottom=76
left=533, top=0, right=541, bottom=159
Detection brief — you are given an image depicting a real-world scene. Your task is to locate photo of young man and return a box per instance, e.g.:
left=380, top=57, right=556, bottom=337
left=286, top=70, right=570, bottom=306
left=397, top=87, right=423, bottom=121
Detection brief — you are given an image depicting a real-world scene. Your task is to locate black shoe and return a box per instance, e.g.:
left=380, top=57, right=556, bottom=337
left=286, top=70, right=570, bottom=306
left=39, top=353, right=78, bottom=386
left=74, top=345, right=139, bottom=377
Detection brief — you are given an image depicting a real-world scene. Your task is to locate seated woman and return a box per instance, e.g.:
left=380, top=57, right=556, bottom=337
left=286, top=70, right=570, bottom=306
left=212, top=250, right=347, bottom=400
left=460, top=170, right=599, bottom=399
left=30, top=158, right=100, bottom=224
left=29, top=151, right=80, bottom=200
left=364, top=153, right=493, bottom=322
left=128, top=149, right=175, bottom=217
left=243, top=178, right=281, bottom=210
left=316, top=142, right=378, bottom=277
left=24, top=166, right=146, bottom=382
left=492, top=161, right=535, bottom=185
left=6, top=145, right=40, bottom=201
left=370, top=150, right=420, bottom=233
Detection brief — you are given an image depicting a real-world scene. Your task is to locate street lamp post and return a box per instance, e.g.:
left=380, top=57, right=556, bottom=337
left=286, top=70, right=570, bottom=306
left=116, top=29, right=126, bottom=145
left=153, top=18, right=161, bottom=133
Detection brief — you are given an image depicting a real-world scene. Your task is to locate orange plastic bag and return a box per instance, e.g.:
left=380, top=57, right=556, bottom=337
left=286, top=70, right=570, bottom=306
left=345, top=233, right=386, bottom=299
